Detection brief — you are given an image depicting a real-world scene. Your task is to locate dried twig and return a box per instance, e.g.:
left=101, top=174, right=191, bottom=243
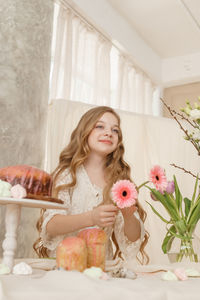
left=160, top=98, right=200, bottom=156
left=170, top=109, right=197, bottom=128
left=170, top=164, right=199, bottom=180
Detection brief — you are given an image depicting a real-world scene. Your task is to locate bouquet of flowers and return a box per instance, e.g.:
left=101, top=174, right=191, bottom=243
left=110, top=166, right=200, bottom=262
left=148, top=97, right=200, bottom=262
left=144, top=165, right=200, bottom=262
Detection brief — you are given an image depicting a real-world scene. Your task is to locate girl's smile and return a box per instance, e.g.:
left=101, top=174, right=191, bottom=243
left=99, top=139, right=113, bottom=144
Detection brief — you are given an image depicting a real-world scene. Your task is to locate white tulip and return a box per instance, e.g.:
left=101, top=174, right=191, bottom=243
left=192, top=128, right=200, bottom=140
left=190, top=109, right=200, bottom=120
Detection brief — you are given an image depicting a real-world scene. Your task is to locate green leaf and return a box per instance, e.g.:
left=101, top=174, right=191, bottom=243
left=173, top=175, right=182, bottom=211
left=162, top=225, right=176, bottom=254
left=186, top=176, right=200, bottom=224
left=164, top=193, right=180, bottom=220
left=188, top=193, right=200, bottom=227
left=175, top=219, right=187, bottom=235
left=186, top=200, right=199, bottom=223
left=191, top=175, right=199, bottom=204
left=162, top=234, right=175, bottom=254
left=146, top=201, right=169, bottom=223
left=184, top=197, right=191, bottom=217
left=188, top=223, right=196, bottom=235
left=168, top=229, right=191, bottom=240
left=167, top=224, right=177, bottom=235
left=147, top=187, right=179, bottom=220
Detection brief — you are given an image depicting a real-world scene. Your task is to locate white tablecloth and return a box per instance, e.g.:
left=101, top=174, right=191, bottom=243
left=1, top=259, right=200, bottom=300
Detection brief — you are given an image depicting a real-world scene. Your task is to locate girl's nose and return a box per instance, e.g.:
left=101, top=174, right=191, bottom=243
left=104, top=128, right=112, bottom=136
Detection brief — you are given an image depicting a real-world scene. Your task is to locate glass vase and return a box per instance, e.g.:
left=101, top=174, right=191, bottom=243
left=167, top=233, right=200, bottom=263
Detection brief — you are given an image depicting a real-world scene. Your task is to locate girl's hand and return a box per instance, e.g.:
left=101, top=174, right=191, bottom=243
left=91, top=204, right=118, bottom=227
left=120, top=205, right=141, bottom=242
left=120, top=205, right=137, bottom=219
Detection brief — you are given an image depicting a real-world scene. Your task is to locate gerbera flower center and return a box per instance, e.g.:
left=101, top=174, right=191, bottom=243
left=155, top=175, right=159, bottom=181
left=122, top=190, right=127, bottom=197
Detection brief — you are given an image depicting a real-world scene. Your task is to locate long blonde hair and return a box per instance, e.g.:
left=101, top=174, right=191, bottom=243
left=33, top=106, right=149, bottom=264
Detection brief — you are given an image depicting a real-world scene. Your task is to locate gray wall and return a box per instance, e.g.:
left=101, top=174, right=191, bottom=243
left=0, top=0, right=54, bottom=258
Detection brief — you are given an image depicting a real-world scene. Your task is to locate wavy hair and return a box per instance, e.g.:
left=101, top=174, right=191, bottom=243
left=33, top=106, right=149, bottom=264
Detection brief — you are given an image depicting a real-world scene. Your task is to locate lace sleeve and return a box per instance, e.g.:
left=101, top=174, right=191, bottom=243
left=113, top=211, right=145, bottom=262
left=40, top=170, right=71, bottom=251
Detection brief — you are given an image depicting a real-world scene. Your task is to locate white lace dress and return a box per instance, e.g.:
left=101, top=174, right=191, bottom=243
left=40, top=165, right=145, bottom=262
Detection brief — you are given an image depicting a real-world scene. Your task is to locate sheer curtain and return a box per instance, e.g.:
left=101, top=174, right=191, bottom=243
left=49, top=1, right=157, bottom=115
left=110, top=49, right=155, bottom=114
left=50, top=2, right=111, bottom=106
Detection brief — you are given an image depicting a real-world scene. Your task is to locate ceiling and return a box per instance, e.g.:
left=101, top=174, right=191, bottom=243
left=107, top=0, right=200, bottom=59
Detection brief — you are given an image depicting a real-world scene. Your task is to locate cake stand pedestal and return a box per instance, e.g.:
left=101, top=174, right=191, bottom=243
left=0, top=197, right=66, bottom=273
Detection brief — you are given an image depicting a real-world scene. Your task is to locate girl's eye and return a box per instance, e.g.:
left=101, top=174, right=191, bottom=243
left=95, top=125, right=104, bottom=129
left=112, top=128, right=119, bottom=134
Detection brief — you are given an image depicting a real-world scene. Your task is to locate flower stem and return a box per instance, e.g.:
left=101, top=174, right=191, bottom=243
left=176, top=234, right=198, bottom=262
left=137, top=181, right=149, bottom=190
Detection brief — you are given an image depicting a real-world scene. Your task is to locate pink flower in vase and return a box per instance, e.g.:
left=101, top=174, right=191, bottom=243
left=150, top=193, right=158, bottom=201
left=166, top=181, right=175, bottom=194
left=149, top=165, right=167, bottom=193
left=111, top=180, right=137, bottom=209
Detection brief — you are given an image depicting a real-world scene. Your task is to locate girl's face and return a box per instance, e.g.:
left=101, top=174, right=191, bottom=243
left=87, top=112, right=119, bottom=157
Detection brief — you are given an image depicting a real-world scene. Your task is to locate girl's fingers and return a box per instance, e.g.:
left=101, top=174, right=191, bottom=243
left=106, top=217, right=115, bottom=222
left=103, top=223, right=114, bottom=227
left=102, top=221, right=114, bottom=227
left=121, top=205, right=137, bottom=217
left=92, top=204, right=118, bottom=227
left=103, top=204, right=118, bottom=212
left=102, top=211, right=117, bottom=217
left=101, top=217, right=115, bottom=225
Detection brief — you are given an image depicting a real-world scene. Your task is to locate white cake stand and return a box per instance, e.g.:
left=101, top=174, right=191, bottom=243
left=0, top=197, right=67, bottom=273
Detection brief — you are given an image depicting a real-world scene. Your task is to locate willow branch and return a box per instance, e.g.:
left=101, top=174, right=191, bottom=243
left=160, top=97, right=196, bottom=128
left=170, top=164, right=199, bottom=180
left=171, top=109, right=197, bottom=128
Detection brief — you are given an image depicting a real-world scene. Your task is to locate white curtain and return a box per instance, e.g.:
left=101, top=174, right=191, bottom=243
left=50, top=3, right=111, bottom=106
left=49, top=2, right=157, bottom=115
left=110, top=51, right=155, bottom=114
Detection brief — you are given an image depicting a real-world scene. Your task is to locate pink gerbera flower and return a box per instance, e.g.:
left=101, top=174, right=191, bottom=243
left=111, top=180, right=137, bottom=209
left=149, top=165, right=167, bottom=193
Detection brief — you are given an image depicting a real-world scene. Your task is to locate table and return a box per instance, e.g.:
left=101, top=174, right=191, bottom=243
left=0, top=197, right=67, bottom=272
left=0, top=259, right=200, bottom=300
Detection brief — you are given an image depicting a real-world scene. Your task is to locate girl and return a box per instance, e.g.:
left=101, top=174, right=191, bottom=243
left=34, top=106, right=149, bottom=264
